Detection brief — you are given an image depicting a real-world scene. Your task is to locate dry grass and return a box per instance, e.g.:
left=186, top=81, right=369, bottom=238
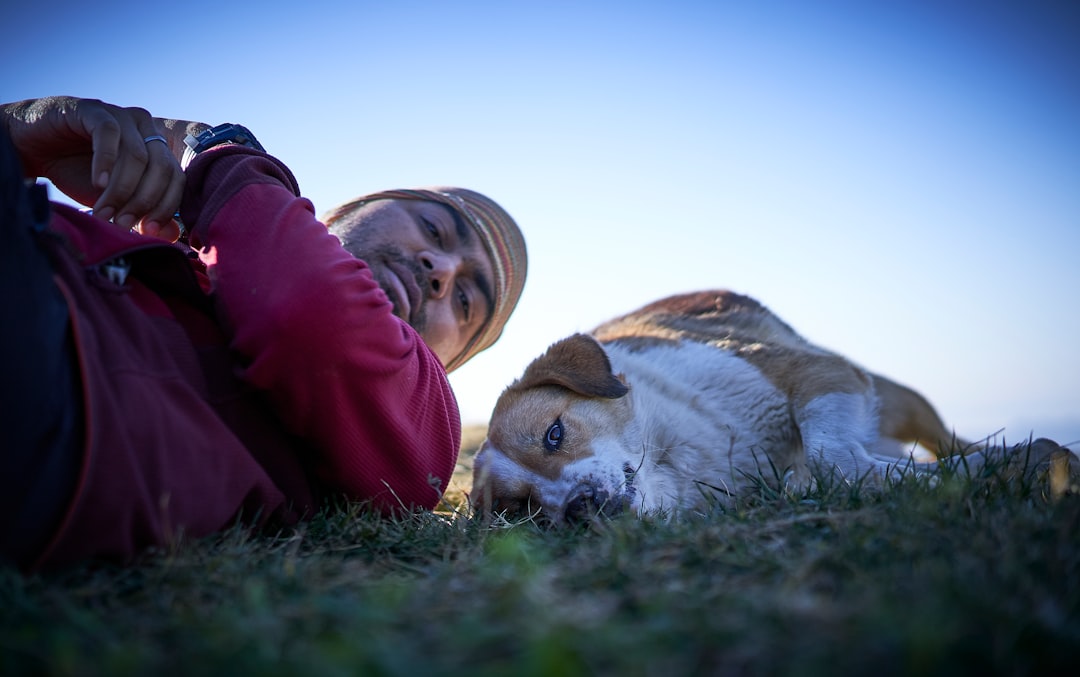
left=439, top=423, right=488, bottom=511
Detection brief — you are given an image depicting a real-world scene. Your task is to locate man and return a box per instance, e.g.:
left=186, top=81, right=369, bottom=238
left=321, top=188, right=525, bottom=372
left=151, top=113, right=526, bottom=372
left=0, top=97, right=527, bottom=572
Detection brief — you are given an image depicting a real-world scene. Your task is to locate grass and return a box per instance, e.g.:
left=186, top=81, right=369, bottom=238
left=3, top=428, right=1079, bottom=676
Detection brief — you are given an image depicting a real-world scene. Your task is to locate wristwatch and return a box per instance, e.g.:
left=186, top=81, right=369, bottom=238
left=181, top=123, right=265, bottom=169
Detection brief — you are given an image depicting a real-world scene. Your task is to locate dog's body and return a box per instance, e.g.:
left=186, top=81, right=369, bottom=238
left=472, top=290, right=1063, bottom=522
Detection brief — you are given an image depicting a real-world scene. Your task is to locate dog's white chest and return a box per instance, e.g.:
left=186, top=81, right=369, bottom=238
left=606, top=340, right=798, bottom=507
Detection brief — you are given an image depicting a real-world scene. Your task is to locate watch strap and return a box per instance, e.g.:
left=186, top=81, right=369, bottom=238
left=181, top=123, right=265, bottom=169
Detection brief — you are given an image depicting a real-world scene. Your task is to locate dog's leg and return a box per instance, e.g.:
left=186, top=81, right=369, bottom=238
left=786, top=368, right=1072, bottom=490
left=871, top=373, right=971, bottom=458
left=875, top=437, right=1078, bottom=489
left=795, top=391, right=899, bottom=483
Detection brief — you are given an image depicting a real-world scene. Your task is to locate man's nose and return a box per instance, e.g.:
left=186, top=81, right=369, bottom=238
left=419, top=250, right=459, bottom=298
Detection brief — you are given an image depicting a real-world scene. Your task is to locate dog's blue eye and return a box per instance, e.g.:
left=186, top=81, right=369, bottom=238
left=544, top=419, right=563, bottom=452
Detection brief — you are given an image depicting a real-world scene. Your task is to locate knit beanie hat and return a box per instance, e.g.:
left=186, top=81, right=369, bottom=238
left=323, top=187, right=527, bottom=372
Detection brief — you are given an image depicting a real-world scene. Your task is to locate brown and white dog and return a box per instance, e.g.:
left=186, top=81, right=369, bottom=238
left=472, top=290, right=1069, bottom=523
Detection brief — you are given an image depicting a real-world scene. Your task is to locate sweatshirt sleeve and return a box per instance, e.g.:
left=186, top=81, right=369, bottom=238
left=180, top=145, right=461, bottom=511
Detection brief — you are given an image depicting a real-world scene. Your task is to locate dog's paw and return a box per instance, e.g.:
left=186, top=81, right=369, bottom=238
left=1027, top=438, right=1080, bottom=492
left=782, top=464, right=816, bottom=497
left=994, top=438, right=1080, bottom=495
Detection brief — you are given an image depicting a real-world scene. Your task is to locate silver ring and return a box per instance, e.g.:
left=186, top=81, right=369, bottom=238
left=143, top=134, right=168, bottom=145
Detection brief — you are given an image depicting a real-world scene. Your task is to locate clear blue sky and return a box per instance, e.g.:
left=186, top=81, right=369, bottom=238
left=5, top=0, right=1078, bottom=446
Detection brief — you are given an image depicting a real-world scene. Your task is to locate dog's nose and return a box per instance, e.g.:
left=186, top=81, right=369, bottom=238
left=565, top=485, right=619, bottom=523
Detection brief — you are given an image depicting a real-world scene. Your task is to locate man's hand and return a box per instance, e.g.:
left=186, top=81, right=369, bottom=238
left=2, top=96, right=185, bottom=241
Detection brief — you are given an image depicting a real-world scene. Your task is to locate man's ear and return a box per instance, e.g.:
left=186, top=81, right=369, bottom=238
left=513, top=334, right=629, bottom=399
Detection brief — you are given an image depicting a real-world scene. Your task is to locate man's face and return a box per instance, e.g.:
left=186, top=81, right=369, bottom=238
left=335, top=199, right=494, bottom=365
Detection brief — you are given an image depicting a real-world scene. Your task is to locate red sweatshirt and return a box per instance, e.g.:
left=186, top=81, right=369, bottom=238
left=33, top=146, right=460, bottom=571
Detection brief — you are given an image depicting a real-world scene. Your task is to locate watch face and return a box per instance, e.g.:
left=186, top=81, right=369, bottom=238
left=189, top=124, right=265, bottom=154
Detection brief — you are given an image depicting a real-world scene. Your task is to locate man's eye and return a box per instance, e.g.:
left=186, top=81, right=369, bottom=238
left=422, top=218, right=442, bottom=245
left=457, top=286, right=470, bottom=320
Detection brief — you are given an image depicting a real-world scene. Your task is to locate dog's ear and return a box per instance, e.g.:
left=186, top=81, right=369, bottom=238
left=515, top=334, right=629, bottom=399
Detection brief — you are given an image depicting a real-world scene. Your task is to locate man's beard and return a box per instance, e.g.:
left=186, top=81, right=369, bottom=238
left=363, top=244, right=429, bottom=333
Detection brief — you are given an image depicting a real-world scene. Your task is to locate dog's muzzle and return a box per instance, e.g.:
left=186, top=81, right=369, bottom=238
left=564, top=483, right=627, bottom=523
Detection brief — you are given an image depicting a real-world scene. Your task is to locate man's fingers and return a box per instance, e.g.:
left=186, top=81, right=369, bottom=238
left=121, top=132, right=183, bottom=231
left=134, top=154, right=186, bottom=241
left=93, top=110, right=182, bottom=232
left=138, top=217, right=182, bottom=243
left=82, top=100, right=125, bottom=192
left=92, top=110, right=152, bottom=217
left=6, top=97, right=185, bottom=223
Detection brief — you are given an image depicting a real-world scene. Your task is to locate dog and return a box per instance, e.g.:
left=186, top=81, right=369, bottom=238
left=471, top=290, right=1071, bottom=523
